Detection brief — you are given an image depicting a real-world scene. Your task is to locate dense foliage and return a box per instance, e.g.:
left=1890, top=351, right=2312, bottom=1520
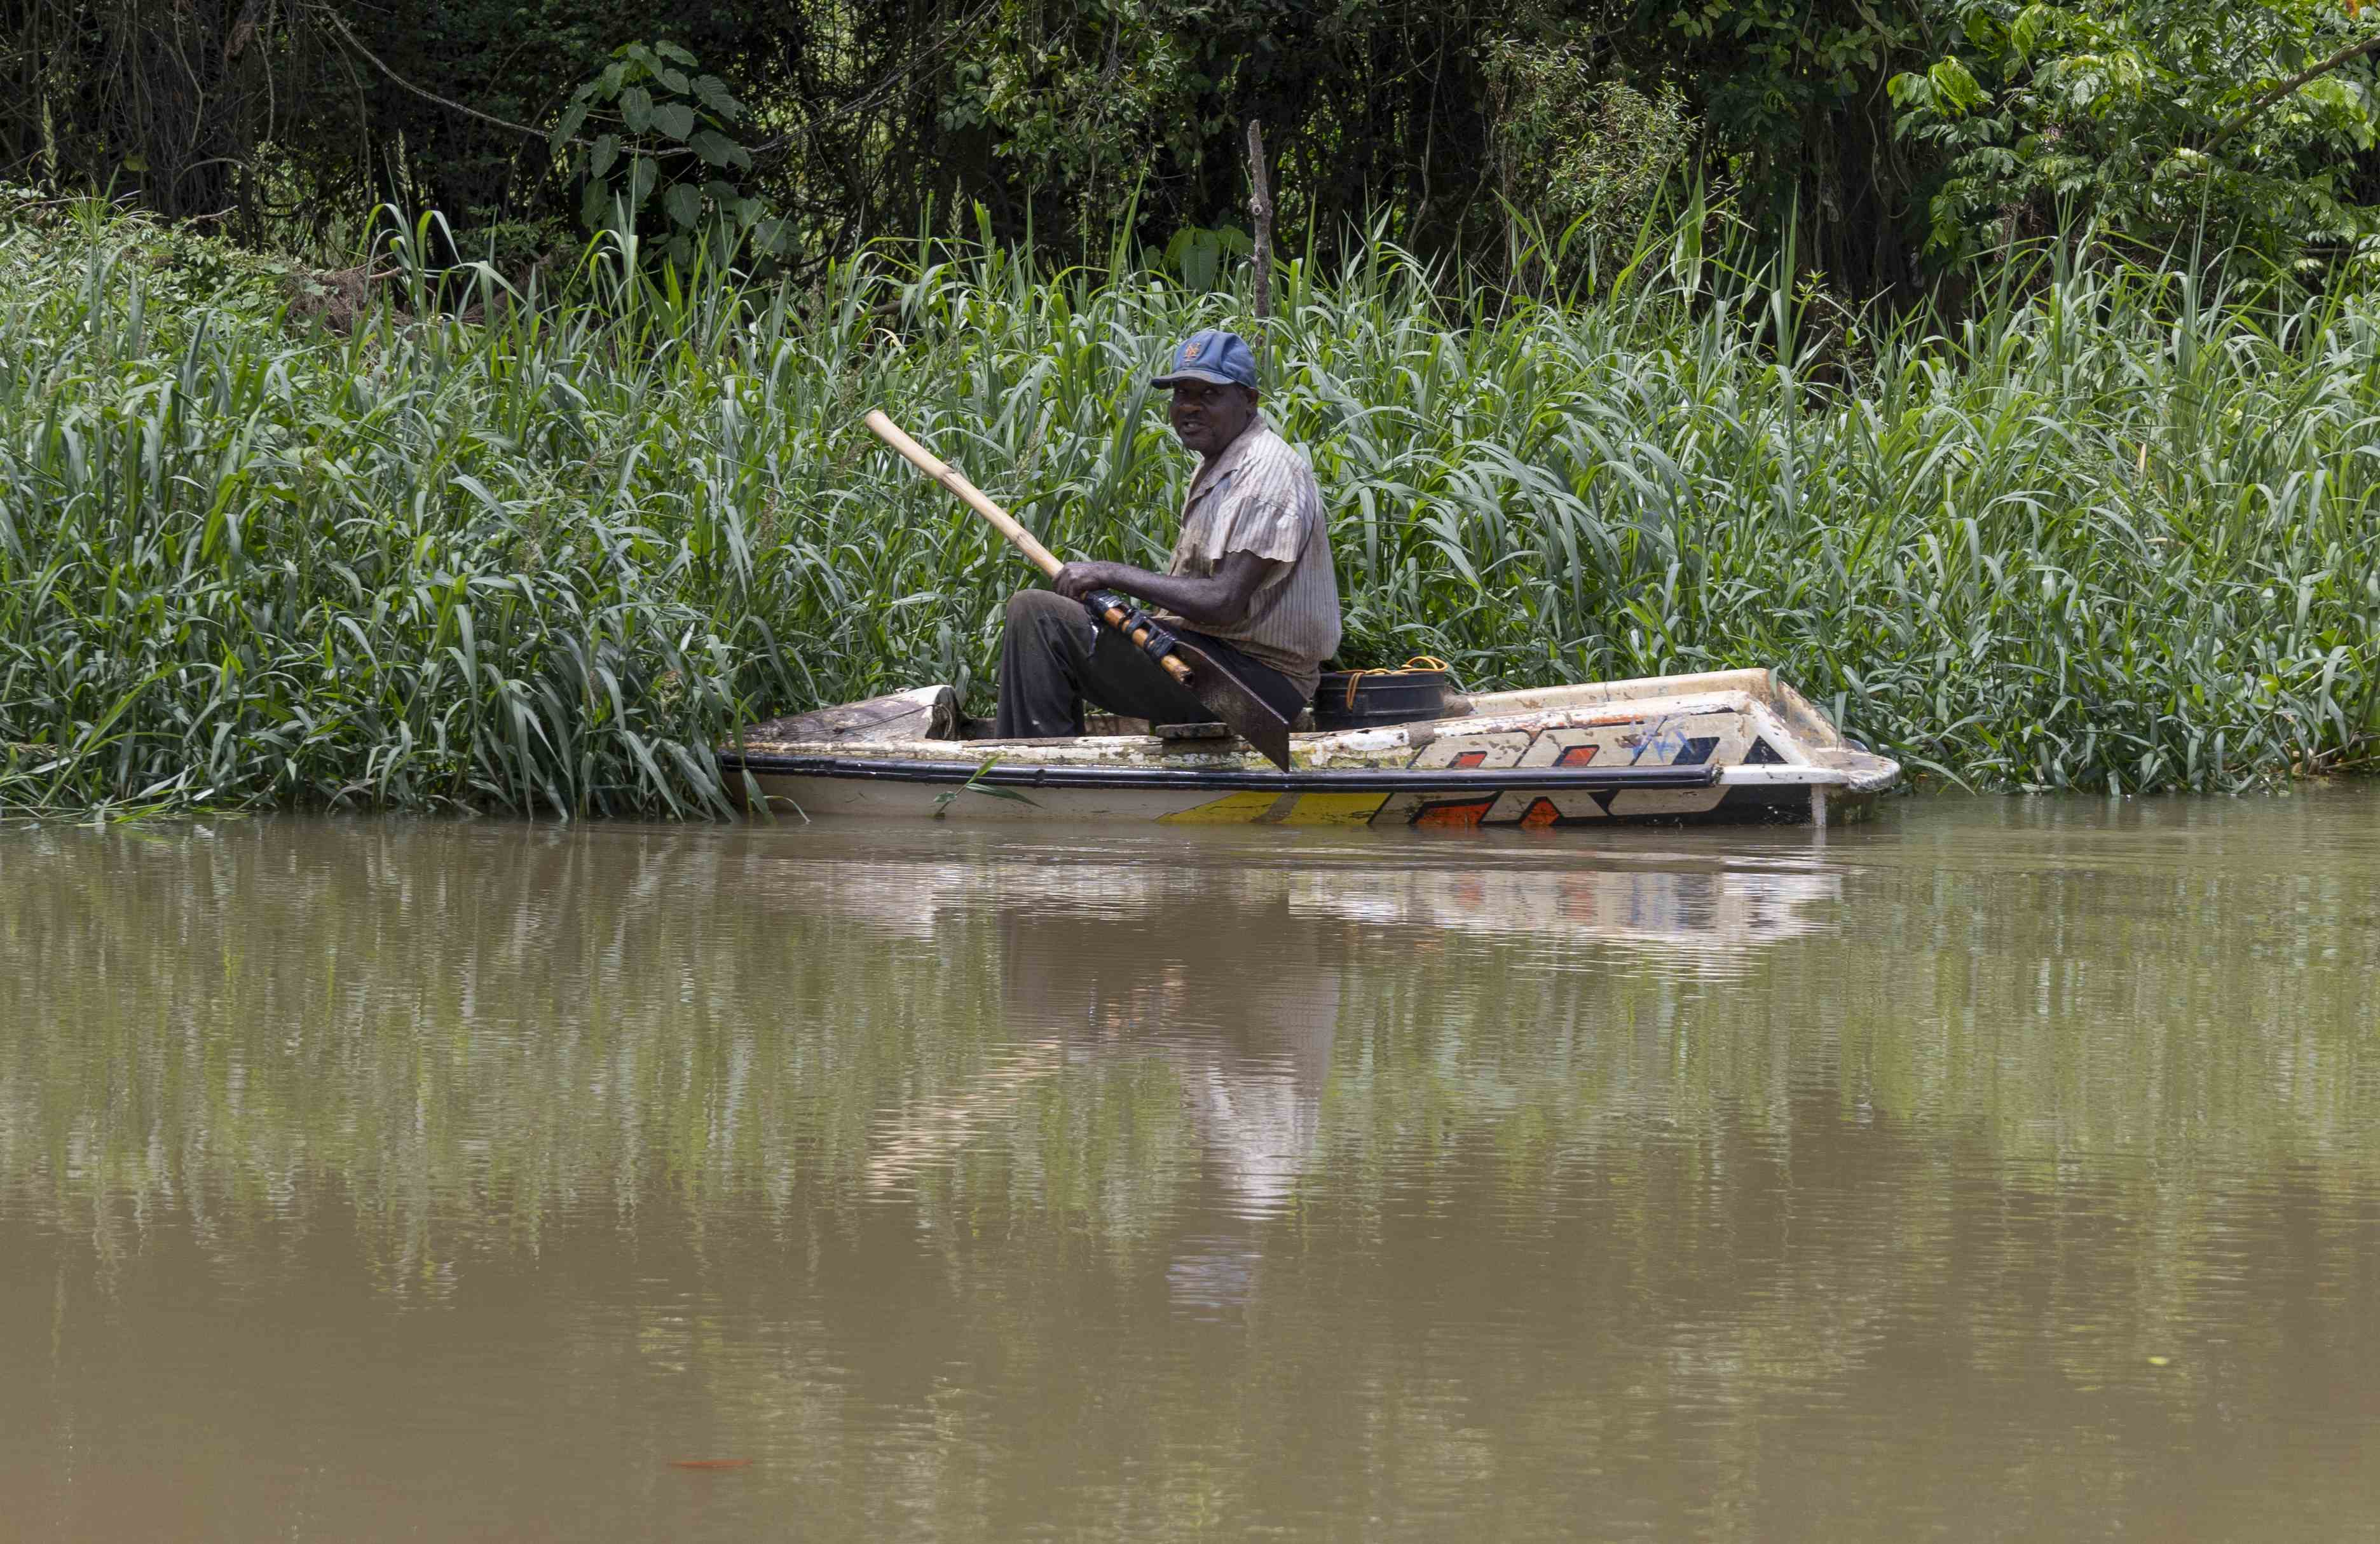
left=4, top=190, right=2374, bottom=815
left=9, top=1, right=2380, bottom=289
left=1893, top=0, right=2380, bottom=268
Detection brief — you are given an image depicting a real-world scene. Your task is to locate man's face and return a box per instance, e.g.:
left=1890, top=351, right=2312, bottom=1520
left=1167, top=379, right=1257, bottom=456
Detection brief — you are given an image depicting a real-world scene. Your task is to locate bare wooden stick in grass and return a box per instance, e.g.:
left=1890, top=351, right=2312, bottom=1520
left=1247, top=120, right=1273, bottom=348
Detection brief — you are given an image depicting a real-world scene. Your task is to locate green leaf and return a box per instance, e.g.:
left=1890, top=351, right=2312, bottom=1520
left=1930, top=56, right=1988, bottom=114
left=664, top=182, right=701, bottom=229
left=549, top=101, right=588, bottom=154
left=654, top=40, right=697, bottom=66
left=652, top=102, right=696, bottom=142
left=957, top=755, right=1037, bottom=805
left=580, top=177, right=609, bottom=231
left=589, top=133, right=620, bottom=181
left=692, top=75, right=743, bottom=119
left=703, top=179, right=741, bottom=208
left=620, top=86, right=653, bottom=133
left=627, top=155, right=657, bottom=209
left=690, top=130, right=735, bottom=167
left=657, top=67, right=690, bottom=95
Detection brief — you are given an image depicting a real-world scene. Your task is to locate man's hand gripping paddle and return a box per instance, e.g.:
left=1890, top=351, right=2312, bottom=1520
left=863, top=411, right=1296, bottom=770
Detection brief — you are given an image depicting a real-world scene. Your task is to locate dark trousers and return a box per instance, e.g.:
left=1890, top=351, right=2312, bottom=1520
left=995, top=589, right=1301, bottom=739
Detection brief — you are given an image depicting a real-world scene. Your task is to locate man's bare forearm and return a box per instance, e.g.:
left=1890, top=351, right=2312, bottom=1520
left=1052, top=552, right=1276, bottom=629
left=1077, top=565, right=1237, bottom=625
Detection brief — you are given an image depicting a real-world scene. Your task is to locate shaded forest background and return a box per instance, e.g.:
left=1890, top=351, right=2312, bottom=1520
left=10, top=0, right=2380, bottom=296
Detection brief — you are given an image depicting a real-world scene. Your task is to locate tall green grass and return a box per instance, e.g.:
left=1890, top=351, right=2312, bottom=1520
left=3, top=188, right=2376, bottom=814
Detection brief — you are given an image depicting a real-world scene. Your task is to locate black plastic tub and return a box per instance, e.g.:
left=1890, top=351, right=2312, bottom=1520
left=1311, top=666, right=1454, bottom=731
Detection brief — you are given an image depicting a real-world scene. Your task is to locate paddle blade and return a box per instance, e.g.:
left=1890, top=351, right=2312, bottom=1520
left=1165, top=635, right=1296, bottom=771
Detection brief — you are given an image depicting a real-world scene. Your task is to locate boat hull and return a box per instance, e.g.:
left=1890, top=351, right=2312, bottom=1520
left=734, top=754, right=1863, bottom=828
left=721, top=668, right=1901, bottom=831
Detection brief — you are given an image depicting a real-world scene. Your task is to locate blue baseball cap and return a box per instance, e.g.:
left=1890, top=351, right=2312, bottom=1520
left=1152, top=329, right=1259, bottom=391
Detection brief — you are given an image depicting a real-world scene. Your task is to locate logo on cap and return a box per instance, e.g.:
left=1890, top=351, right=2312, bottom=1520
left=1184, top=340, right=1205, bottom=361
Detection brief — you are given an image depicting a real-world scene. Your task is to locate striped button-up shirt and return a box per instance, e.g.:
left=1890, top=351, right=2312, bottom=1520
left=1162, top=418, right=1341, bottom=697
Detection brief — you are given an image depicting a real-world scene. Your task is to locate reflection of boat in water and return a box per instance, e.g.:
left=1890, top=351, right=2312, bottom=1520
left=1292, top=866, right=1840, bottom=956
left=724, top=669, right=1901, bottom=829
left=781, top=849, right=1840, bottom=960
left=863, top=871, right=1338, bottom=1231
left=835, top=841, right=1843, bottom=1305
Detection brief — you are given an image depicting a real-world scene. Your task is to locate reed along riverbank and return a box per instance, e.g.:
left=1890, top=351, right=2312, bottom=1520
left=4, top=188, right=2376, bottom=816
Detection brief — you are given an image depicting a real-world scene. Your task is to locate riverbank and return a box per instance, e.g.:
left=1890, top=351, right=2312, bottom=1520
left=4, top=188, right=2375, bottom=815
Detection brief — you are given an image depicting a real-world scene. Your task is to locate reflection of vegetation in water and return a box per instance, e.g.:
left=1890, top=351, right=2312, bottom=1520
left=6, top=818, right=2377, bottom=1257
left=1294, top=822, right=2380, bottom=1492
left=6, top=811, right=2380, bottom=1537
left=0, top=823, right=1226, bottom=1278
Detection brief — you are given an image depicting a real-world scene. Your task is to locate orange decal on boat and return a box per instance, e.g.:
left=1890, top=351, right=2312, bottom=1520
left=1555, top=744, right=1599, bottom=767
left=1449, top=750, right=1488, bottom=768
left=1519, top=797, right=1562, bottom=829
left=1414, top=800, right=1493, bottom=829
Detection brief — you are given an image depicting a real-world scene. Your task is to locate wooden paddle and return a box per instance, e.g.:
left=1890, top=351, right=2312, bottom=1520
left=863, top=411, right=1295, bottom=770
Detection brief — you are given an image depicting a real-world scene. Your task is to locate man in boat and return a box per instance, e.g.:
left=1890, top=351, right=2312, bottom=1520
left=996, top=328, right=1341, bottom=739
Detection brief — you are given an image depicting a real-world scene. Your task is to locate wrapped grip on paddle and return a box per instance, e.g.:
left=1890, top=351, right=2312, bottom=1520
left=1086, top=591, right=1193, bottom=683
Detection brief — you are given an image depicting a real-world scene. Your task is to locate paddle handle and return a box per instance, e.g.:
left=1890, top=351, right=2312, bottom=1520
left=865, top=411, right=1063, bottom=580
left=864, top=410, right=1193, bottom=687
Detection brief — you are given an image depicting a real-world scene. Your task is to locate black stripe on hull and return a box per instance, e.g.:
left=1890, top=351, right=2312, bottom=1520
left=1508, top=784, right=1820, bottom=828
left=723, top=753, right=1723, bottom=795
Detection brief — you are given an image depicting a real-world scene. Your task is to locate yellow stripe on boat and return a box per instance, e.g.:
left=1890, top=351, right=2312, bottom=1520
left=1159, top=790, right=1391, bottom=825
left=1159, top=791, right=1284, bottom=824
left=1281, top=792, right=1391, bottom=825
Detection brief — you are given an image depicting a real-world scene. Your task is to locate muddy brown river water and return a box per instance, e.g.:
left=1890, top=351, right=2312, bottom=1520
left=3, top=791, right=2378, bottom=1541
